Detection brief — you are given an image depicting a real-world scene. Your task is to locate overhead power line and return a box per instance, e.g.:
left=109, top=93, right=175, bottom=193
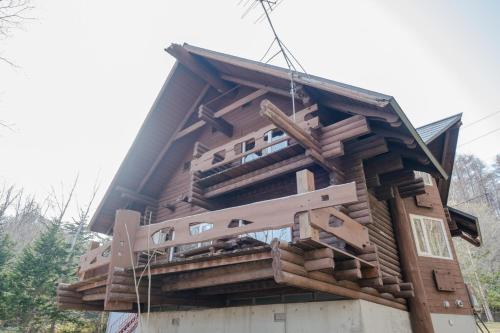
left=458, top=127, right=500, bottom=147
left=463, top=110, right=500, bottom=129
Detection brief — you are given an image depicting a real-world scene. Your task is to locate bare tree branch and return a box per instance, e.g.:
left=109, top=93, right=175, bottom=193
left=49, top=174, right=79, bottom=224
left=0, top=0, right=34, bottom=67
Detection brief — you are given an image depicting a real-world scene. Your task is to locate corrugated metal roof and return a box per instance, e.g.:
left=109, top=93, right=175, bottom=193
left=416, top=113, right=462, bottom=144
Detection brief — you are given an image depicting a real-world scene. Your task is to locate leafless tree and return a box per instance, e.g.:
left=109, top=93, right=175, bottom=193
left=48, top=175, right=79, bottom=224
left=0, top=0, right=34, bottom=66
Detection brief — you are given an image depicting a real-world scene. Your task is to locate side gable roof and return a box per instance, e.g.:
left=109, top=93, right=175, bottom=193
left=416, top=113, right=462, bottom=144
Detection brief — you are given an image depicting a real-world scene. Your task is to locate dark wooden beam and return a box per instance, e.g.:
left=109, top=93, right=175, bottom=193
left=343, top=135, right=389, bottom=160
left=214, top=88, right=268, bottom=118
left=173, top=120, right=206, bottom=141
left=221, top=74, right=296, bottom=99
left=365, top=153, right=404, bottom=176
left=389, top=191, right=435, bottom=332
left=115, top=186, right=157, bottom=207
left=162, top=260, right=274, bottom=292
left=198, top=105, right=233, bottom=137
left=322, top=100, right=400, bottom=126
left=138, top=84, right=210, bottom=192
left=371, top=124, right=416, bottom=148
left=166, top=44, right=232, bottom=93
left=260, top=99, right=344, bottom=177
left=389, top=144, right=430, bottom=165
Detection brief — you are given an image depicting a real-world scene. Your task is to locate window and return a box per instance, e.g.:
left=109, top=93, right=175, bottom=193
left=241, top=129, right=288, bottom=164
left=410, top=214, right=452, bottom=259
left=176, top=223, right=213, bottom=253
left=263, top=129, right=288, bottom=154
left=241, top=139, right=262, bottom=163
left=414, top=171, right=433, bottom=186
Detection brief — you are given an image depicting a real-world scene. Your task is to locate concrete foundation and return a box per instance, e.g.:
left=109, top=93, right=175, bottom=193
left=137, top=300, right=412, bottom=333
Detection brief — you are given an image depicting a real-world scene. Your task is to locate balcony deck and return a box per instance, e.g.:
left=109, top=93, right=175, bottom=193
left=57, top=179, right=413, bottom=313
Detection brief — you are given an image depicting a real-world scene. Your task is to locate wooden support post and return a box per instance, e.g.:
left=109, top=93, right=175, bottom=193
left=104, top=209, right=141, bottom=311
left=389, top=190, right=435, bottom=333
left=296, top=170, right=319, bottom=241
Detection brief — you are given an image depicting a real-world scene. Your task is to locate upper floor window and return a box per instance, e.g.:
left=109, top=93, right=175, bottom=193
left=241, top=139, right=262, bottom=163
left=410, top=214, right=452, bottom=260
left=241, top=129, right=288, bottom=164
left=263, top=129, right=287, bottom=154
left=414, top=171, right=433, bottom=186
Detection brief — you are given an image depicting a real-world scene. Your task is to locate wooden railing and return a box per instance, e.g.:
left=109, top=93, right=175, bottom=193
left=191, top=104, right=319, bottom=176
left=76, top=180, right=369, bottom=282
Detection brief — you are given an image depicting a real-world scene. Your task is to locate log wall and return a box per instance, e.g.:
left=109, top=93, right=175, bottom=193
left=155, top=91, right=302, bottom=223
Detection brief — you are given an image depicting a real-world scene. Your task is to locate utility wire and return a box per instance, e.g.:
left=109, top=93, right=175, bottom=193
left=458, top=127, right=500, bottom=147
left=450, top=193, right=490, bottom=207
left=463, top=110, right=500, bottom=129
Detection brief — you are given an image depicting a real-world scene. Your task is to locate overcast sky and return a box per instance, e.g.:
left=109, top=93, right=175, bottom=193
left=1, top=0, right=499, bottom=217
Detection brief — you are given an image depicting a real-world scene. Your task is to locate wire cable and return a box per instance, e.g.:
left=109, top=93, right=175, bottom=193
left=458, top=127, right=500, bottom=147
left=463, top=110, right=500, bottom=129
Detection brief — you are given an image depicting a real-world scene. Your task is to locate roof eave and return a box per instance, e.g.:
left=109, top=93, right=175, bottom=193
left=388, top=98, right=448, bottom=180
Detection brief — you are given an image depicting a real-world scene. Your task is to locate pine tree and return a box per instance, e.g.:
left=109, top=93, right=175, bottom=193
left=5, top=222, right=73, bottom=332
left=0, top=234, right=13, bottom=322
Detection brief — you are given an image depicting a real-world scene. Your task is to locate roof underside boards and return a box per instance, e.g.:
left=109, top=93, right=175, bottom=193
left=89, top=64, right=208, bottom=234
left=416, top=113, right=462, bottom=204
left=89, top=43, right=452, bottom=234
left=447, top=206, right=481, bottom=246
left=416, top=113, right=463, bottom=144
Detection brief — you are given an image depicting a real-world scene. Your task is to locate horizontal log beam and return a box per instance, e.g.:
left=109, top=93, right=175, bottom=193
left=115, top=186, right=157, bottom=207
left=322, top=100, right=400, bottom=126
left=221, top=74, right=296, bottom=99
left=199, top=105, right=233, bottom=137
left=214, top=88, right=268, bottom=118
left=276, top=271, right=406, bottom=310
left=203, top=155, right=315, bottom=198
left=166, top=44, right=232, bottom=93
left=161, top=260, right=274, bottom=292
left=260, top=99, right=344, bottom=176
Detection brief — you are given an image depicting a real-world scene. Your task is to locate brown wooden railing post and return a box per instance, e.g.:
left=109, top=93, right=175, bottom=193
left=389, top=190, right=435, bottom=333
left=296, top=169, right=320, bottom=241
left=104, top=209, right=141, bottom=311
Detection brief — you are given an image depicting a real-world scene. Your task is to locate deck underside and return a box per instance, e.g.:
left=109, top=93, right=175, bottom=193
left=58, top=238, right=409, bottom=312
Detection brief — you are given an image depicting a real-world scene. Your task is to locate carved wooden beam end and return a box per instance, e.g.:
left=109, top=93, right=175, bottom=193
left=198, top=105, right=233, bottom=137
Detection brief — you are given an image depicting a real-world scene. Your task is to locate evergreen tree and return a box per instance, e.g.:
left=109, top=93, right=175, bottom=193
left=0, top=234, right=13, bottom=323
left=5, top=222, right=73, bottom=332
left=0, top=234, right=13, bottom=269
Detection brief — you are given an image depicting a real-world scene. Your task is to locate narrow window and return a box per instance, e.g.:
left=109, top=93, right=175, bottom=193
left=410, top=214, right=452, bottom=259
left=414, top=171, right=433, bottom=186
left=241, top=138, right=262, bottom=163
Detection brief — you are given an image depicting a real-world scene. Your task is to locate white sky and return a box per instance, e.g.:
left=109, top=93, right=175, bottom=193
left=1, top=0, right=499, bottom=217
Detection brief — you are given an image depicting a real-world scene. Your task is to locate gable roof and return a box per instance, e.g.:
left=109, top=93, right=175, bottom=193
left=416, top=113, right=462, bottom=144
left=89, top=43, right=452, bottom=234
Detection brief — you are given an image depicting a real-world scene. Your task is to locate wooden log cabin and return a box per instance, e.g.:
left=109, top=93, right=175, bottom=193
left=57, top=44, right=481, bottom=332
